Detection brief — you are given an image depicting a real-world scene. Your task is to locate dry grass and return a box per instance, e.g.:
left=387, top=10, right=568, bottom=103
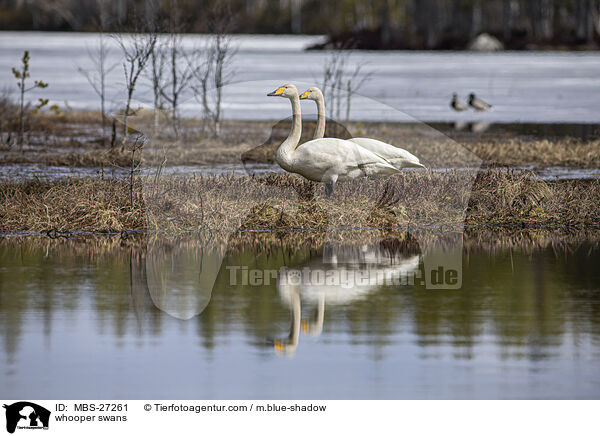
left=465, top=138, right=600, bottom=169
left=2, top=108, right=599, bottom=168
left=466, top=170, right=600, bottom=225
left=1, top=169, right=599, bottom=233
left=0, top=178, right=145, bottom=232
left=353, top=122, right=600, bottom=168
left=1, top=149, right=132, bottom=167
left=141, top=170, right=476, bottom=231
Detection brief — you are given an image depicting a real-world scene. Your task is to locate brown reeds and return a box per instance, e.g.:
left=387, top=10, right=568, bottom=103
left=3, top=107, right=600, bottom=169
left=1, top=170, right=599, bottom=233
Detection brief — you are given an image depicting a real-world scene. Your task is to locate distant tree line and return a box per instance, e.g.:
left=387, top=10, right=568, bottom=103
left=318, top=0, right=600, bottom=49
left=0, top=0, right=599, bottom=49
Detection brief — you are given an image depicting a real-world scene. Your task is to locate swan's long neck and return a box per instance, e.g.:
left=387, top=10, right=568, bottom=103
left=310, top=294, right=325, bottom=336
left=276, top=94, right=302, bottom=170
left=289, top=289, right=301, bottom=347
left=314, top=93, right=326, bottom=139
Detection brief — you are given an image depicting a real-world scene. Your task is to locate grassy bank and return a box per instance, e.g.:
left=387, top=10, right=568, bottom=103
left=1, top=170, right=599, bottom=233
left=2, top=110, right=600, bottom=169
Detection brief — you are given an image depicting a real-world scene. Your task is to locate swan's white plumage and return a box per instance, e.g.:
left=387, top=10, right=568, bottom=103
left=347, top=137, right=424, bottom=169
left=299, top=86, right=425, bottom=169
left=268, top=84, right=400, bottom=186
left=285, top=137, right=401, bottom=183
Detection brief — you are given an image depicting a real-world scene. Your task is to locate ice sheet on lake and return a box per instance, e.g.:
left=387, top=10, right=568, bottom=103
left=1, top=32, right=600, bottom=123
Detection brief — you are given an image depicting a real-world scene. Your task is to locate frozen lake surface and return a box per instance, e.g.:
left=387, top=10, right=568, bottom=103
left=1, top=32, right=599, bottom=123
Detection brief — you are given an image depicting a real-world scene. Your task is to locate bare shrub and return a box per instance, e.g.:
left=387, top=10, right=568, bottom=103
left=189, top=4, right=237, bottom=138
left=11, top=50, right=48, bottom=149
left=321, top=46, right=371, bottom=135
left=113, top=24, right=157, bottom=141
left=77, top=4, right=116, bottom=130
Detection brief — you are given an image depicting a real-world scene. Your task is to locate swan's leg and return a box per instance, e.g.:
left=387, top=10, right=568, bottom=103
left=324, top=173, right=338, bottom=198
left=325, top=179, right=338, bottom=198
left=325, top=182, right=334, bottom=198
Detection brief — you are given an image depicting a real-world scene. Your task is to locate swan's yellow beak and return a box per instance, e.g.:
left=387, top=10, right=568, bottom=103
left=267, top=86, right=285, bottom=96
left=273, top=340, right=284, bottom=351
left=299, top=91, right=310, bottom=100
left=301, top=319, right=308, bottom=333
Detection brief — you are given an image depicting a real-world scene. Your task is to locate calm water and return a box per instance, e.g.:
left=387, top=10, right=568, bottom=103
left=1, top=32, right=600, bottom=122
left=3, top=163, right=600, bottom=182
left=1, top=234, right=599, bottom=399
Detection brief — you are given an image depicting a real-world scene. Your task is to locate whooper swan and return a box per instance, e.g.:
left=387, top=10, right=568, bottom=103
left=299, top=87, right=425, bottom=170
left=267, top=84, right=400, bottom=196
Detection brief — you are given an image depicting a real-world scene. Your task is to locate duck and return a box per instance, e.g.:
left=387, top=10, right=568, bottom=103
left=450, top=93, right=469, bottom=111
left=468, top=93, right=492, bottom=111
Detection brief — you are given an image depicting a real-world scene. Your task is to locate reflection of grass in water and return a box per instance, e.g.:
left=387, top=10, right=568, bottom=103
left=1, top=224, right=599, bottom=256
left=150, top=226, right=600, bottom=256
left=1, top=169, right=600, bottom=232
left=463, top=226, right=600, bottom=253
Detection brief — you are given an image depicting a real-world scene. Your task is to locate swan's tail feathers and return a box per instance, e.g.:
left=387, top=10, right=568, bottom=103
left=383, top=163, right=403, bottom=174
left=373, top=153, right=403, bottom=173
left=392, top=159, right=426, bottom=169
left=407, top=161, right=427, bottom=169
left=357, top=161, right=401, bottom=176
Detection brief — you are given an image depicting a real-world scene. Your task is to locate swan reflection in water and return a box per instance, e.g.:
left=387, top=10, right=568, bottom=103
left=129, top=232, right=421, bottom=357
left=272, top=238, right=421, bottom=356
left=130, top=234, right=228, bottom=329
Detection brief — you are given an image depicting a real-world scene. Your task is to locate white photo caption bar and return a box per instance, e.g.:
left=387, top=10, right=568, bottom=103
left=0, top=400, right=598, bottom=436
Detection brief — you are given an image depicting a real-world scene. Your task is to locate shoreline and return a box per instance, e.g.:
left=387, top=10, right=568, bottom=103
left=1, top=30, right=598, bottom=52
left=2, top=224, right=599, bottom=257
left=1, top=170, right=599, bottom=233
left=2, top=111, right=599, bottom=235
left=2, top=113, right=599, bottom=169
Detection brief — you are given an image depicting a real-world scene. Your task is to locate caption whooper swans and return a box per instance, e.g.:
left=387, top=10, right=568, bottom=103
left=299, top=87, right=425, bottom=170
left=267, top=84, right=400, bottom=196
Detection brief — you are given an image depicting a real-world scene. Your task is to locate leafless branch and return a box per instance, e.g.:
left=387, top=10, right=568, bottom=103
left=112, top=24, right=157, bottom=142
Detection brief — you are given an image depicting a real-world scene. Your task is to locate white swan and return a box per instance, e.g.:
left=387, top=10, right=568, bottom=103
left=273, top=287, right=301, bottom=355
left=275, top=244, right=421, bottom=354
left=267, top=84, right=401, bottom=196
left=299, top=87, right=425, bottom=169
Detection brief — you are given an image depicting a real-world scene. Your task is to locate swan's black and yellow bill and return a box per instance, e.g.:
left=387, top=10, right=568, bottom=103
left=267, top=86, right=285, bottom=96
left=301, top=319, right=308, bottom=333
left=299, top=90, right=310, bottom=100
